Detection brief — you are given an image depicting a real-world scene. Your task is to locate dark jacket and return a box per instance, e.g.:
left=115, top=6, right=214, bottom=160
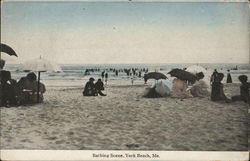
left=83, top=81, right=96, bottom=96
left=210, top=71, right=218, bottom=83
left=95, top=81, right=104, bottom=91
left=240, top=82, right=250, bottom=103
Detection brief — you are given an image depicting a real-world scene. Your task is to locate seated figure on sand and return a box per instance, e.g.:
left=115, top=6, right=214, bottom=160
left=231, top=75, right=250, bottom=104
left=171, top=79, right=193, bottom=99
left=83, top=77, right=96, bottom=96
left=95, top=79, right=106, bottom=96
left=211, top=73, right=230, bottom=102
left=190, top=72, right=210, bottom=98
left=16, top=72, right=46, bottom=104
left=0, top=70, right=17, bottom=107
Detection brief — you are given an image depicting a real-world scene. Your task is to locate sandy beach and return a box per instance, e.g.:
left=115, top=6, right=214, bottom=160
left=0, top=82, right=248, bottom=151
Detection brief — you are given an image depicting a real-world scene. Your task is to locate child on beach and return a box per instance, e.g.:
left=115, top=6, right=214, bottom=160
left=211, top=73, right=230, bottom=102
left=231, top=75, right=250, bottom=104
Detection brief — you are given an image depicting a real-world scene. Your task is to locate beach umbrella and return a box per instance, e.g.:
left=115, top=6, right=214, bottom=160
left=186, top=65, right=207, bottom=74
left=0, top=43, right=18, bottom=57
left=186, top=65, right=212, bottom=86
left=0, top=43, right=18, bottom=69
left=168, top=68, right=197, bottom=84
left=144, top=72, right=167, bottom=82
left=21, top=56, right=61, bottom=102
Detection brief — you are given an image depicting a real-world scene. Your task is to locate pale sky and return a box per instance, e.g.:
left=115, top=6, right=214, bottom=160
left=1, top=1, right=249, bottom=64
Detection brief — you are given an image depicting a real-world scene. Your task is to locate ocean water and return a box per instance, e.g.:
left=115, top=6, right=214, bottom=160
left=3, top=63, right=250, bottom=86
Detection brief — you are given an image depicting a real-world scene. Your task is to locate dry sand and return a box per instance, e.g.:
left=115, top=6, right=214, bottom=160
left=0, top=83, right=249, bottom=150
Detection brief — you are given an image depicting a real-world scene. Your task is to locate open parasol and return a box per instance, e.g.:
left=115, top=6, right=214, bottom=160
left=168, top=68, right=197, bottom=84
left=144, top=72, right=167, bottom=82
left=21, top=56, right=61, bottom=102
left=0, top=43, right=18, bottom=69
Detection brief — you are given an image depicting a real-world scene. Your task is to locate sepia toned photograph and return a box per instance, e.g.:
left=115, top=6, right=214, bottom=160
left=0, top=0, right=249, bottom=160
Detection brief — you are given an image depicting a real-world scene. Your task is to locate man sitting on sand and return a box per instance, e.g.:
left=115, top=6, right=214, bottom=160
left=211, top=73, right=230, bottom=102
left=95, top=79, right=106, bottom=96
left=83, top=77, right=96, bottom=96
left=16, top=72, right=46, bottom=104
left=231, top=75, right=250, bottom=104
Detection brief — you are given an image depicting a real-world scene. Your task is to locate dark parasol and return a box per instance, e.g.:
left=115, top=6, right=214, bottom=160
left=0, top=43, right=18, bottom=57
left=168, top=68, right=197, bottom=83
left=144, top=72, right=167, bottom=82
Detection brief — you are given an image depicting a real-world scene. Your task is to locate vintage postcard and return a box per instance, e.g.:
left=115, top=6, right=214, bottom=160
left=0, top=0, right=249, bottom=160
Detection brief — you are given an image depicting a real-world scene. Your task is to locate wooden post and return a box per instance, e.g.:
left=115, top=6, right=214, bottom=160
left=37, top=71, right=40, bottom=103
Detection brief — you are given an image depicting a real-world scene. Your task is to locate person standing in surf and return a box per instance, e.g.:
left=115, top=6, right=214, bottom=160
left=105, top=72, right=108, bottom=85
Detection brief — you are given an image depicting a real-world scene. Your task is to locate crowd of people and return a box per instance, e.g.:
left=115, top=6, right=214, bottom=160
left=85, top=67, right=148, bottom=78
left=1, top=66, right=249, bottom=107
left=0, top=71, right=46, bottom=107
left=143, top=69, right=250, bottom=105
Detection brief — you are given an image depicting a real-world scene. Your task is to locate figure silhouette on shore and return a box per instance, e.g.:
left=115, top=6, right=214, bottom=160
left=231, top=75, right=250, bottom=104
left=105, top=73, right=108, bottom=85
left=83, top=78, right=96, bottom=96
left=226, top=70, right=232, bottom=83
left=211, top=73, right=230, bottom=102
left=210, top=69, right=218, bottom=85
left=95, top=79, right=106, bottom=96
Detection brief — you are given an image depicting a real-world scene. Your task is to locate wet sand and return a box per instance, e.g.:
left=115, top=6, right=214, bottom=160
left=0, top=83, right=249, bottom=150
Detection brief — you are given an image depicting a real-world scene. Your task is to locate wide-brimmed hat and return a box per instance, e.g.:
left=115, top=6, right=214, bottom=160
left=89, top=77, right=95, bottom=81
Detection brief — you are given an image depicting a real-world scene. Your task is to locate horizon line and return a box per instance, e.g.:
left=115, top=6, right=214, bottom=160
left=5, top=62, right=250, bottom=65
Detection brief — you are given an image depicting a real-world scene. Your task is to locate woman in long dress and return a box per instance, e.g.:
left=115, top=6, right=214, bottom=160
left=226, top=70, right=232, bottom=83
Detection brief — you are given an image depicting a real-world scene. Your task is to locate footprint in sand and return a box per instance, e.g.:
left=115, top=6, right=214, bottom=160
left=21, top=139, right=33, bottom=143
left=67, top=131, right=74, bottom=136
left=47, top=136, right=58, bottom=140
left=79, top=146, right=86, bottom=150
left=126, top=143, right=140, bottom=149
left=55, top=140, right=65, bottom=144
